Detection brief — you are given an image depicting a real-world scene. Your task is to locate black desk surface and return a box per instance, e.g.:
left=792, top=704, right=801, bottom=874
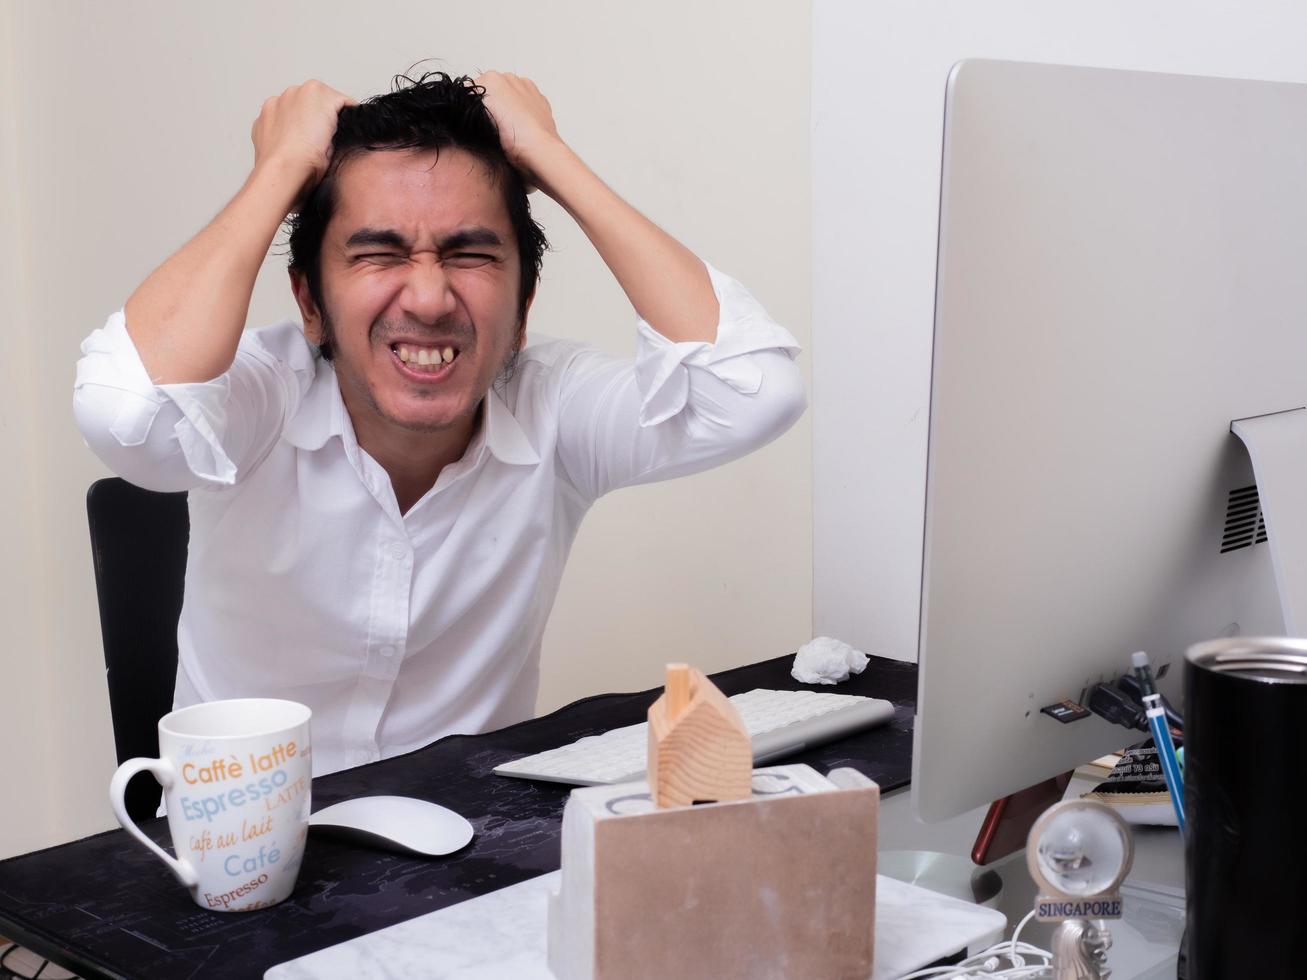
left=0, top=653, right=917, bottom=980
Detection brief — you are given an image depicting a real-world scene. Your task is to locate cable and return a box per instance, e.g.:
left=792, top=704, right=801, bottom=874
left=898, top=964, right=1051, bottom=980
left=1009, top=908, right=1037, bottom=964
left=896, top=914, right=1054, bottom=980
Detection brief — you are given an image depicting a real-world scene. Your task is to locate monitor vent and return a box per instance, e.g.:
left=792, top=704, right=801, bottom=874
left=1221, top=485, right=1268, bottom=553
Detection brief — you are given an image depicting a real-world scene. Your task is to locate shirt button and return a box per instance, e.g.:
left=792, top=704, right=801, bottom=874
left=379, top=645, right=395, bottom=658
left=390, top=543, right=407, bottom=560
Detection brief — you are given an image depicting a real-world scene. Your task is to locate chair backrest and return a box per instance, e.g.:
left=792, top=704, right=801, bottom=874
left=86, top=478, right=189, bottom=821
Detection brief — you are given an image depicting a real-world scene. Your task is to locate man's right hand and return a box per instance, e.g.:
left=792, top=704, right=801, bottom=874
left=250, top=80, right=356, bottom=210
left=123, top=81, right=355, bottom=384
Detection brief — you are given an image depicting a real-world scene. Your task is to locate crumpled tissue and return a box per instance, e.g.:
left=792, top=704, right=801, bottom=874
left=791, top=636, right=870, bottom=685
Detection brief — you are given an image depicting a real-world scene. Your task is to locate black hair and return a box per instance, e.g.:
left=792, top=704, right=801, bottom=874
left=286, top=70, right=548, bottom=360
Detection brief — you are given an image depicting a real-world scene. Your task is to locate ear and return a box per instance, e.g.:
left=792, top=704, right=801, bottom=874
left=289, top=269, right=325, bottom=344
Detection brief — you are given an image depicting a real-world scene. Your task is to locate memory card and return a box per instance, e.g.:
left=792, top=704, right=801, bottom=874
left=1041, top=699, right=1091, bottom=723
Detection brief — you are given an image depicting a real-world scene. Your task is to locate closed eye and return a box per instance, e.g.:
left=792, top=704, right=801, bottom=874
left=350, top=251, right=500, bottom=269
left=444, top=252, right=498, bottom=267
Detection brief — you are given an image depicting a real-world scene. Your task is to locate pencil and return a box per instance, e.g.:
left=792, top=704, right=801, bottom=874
left=1131, top=650, right=1186, bottom=835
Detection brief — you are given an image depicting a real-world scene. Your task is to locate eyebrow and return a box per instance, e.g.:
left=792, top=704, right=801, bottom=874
left=343, top=226, right=504, bottom=251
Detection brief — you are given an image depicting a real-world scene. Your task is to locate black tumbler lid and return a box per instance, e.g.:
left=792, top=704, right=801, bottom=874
left=1186, top=636, right=1307, bottom=683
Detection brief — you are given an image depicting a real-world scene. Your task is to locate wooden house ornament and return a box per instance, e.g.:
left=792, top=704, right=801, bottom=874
left=646, top=663, right=752, bottom=808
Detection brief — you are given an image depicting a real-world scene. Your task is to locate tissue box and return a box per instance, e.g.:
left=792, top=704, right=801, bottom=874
left=546, top=764, right=879, bottom=980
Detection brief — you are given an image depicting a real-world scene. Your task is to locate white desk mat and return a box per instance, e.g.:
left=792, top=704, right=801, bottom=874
left=266, top=869, right=1006, bottom=979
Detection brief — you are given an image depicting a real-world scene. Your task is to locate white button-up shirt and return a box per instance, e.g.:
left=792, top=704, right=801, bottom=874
left=73, top=265, right=804, bottom=776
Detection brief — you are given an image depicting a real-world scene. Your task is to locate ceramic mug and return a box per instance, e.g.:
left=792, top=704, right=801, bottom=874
left=109, top=698, right=312, bottom=912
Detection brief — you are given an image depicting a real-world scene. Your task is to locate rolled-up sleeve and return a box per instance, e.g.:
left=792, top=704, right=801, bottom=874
left=555, top=263, right=806, bottom=502
left=73, top=312, right=314, bottom=492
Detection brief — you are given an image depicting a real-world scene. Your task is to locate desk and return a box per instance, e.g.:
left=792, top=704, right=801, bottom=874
left=0, top=654, right=917, bottom=980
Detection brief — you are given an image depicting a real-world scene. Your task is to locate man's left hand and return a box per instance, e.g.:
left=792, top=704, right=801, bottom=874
left=476, top=71, right=562, bottom=191
left=475, top=70, right=720, bottom=344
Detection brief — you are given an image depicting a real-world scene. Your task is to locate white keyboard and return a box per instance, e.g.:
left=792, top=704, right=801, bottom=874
left=493, top=688, right=896, bottom=786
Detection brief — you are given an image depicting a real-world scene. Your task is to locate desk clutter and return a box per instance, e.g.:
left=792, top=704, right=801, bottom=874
left=270, top=664, right=1001, bottom=979
left=0, top=653, right=920, bottom=979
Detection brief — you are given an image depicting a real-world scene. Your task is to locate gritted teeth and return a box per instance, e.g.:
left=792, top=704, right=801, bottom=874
left=392, top=343, right=458, bottom=368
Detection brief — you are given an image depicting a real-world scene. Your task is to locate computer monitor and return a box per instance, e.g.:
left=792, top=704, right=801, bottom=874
left=913, top=59, right=1307, bottom=823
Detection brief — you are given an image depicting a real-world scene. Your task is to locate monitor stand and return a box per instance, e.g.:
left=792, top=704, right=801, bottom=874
left=879, top=772, right=1067, bottom=908
left=877, top=850, right=1003, bottom=906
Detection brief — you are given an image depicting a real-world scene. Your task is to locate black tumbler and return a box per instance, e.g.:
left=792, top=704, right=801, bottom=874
left=1185, top=637, right=1307, bottom=978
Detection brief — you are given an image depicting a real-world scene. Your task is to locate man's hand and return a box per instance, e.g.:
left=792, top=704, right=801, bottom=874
left=474, top=71, right=719, bottom=344
left=476, top=72, right=563, bottom=191
left=250, top=80, right=356, bottom=209
left=124, top=80, right=355, bottom=383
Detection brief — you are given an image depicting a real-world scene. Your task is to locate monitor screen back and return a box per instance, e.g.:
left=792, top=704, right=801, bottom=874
left=915, top=59, right=1304, bottom=822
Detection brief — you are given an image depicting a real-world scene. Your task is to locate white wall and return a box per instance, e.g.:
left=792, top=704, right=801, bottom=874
left=813, top=0, right=1307, bottom=664
left=0, top=0, right=811, bottom=858
left=0, top=2, right=57, bottom=856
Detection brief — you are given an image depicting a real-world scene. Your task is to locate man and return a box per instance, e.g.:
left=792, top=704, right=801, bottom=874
left=74, top=71, right=804, bottom=776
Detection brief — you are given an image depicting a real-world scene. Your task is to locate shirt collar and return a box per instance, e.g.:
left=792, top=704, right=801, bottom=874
left=282, top=360, right=344, bottom=451
left=482, top=385, right=540, bottom=466
left=283, top=362, right=540, bottom=467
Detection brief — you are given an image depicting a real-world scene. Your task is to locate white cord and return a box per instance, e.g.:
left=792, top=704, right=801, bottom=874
left=897, top=964, right=1051, bottom=980
left=897, top=958, right=1052, bottom=980
left=895, top=906, right=1053, bottom=980
left=1009, top=908, right=1037, bottom=964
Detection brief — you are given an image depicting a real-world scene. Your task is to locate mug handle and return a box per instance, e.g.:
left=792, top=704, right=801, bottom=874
left=108, top=757, right=199, bottom=890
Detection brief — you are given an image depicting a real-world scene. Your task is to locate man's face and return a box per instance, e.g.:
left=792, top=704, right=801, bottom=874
left=293, top=147, right=525, bottom=437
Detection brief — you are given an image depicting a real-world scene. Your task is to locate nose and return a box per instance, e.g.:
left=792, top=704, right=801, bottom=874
left=398, top=255, right=458, bottom=325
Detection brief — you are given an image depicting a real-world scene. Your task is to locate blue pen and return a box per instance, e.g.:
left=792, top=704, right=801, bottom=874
left=1132, top=650, right=1185, bottom=835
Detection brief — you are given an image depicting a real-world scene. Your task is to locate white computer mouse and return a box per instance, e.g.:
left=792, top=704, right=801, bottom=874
left=308, top=795, right=475, bottom=857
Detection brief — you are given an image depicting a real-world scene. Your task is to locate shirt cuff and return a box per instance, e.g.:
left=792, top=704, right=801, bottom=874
left=75, top=310, right=239, bottom=485
left=75, top=310, right=167, bottom=446
left=633, top=264, right=802, bottom=426
left=157, top=377, right=239, bottom=485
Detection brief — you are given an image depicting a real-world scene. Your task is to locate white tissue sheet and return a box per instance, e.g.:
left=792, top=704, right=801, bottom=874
left=791, top=636, right=870, bottom=685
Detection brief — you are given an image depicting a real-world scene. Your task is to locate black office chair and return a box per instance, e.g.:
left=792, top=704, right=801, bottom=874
left=86, top=478, right=189, bottom=822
